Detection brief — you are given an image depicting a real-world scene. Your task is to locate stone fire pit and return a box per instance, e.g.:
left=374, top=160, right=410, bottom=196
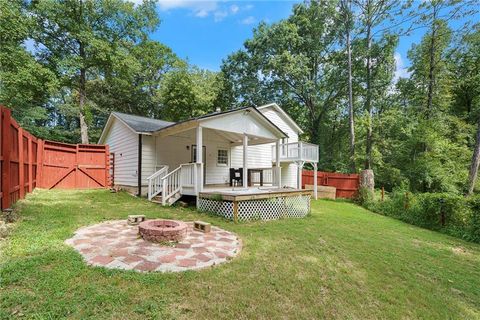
left=139, top=219, right=188, bottom=243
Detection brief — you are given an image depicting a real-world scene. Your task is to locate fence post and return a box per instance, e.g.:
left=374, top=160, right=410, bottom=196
left=2, top=108, right=11, bottom=209
left=18, top=127, right=25, bottom=199
left=105, top=145, right=110, bottom=188
left=36, top=139, right=44, bottom=188
left=28, top=136, right=33, bottom=192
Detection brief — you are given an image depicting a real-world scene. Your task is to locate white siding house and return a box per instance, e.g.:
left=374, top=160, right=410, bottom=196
left=98, top=103, right=318, bottom=204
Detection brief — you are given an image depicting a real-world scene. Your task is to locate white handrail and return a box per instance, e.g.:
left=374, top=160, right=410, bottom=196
left=272, top=141, right=319, bottom=162
left=180, top=163, right=195, bottom=187
left=147, top=165, right=169, bottom=200
left=160, top=166, right=182, bottom=205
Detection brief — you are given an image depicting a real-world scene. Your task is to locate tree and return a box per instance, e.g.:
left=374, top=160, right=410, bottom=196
left=0, top=0, right=57, bottom=134
left=88, top=40, right=180, bottom=119
left=354, top=0, right=401, bottom=169
left=30, top=0, right=159, bottom=143
left=157, top=66, right=223, bottom=121
left=221, top=0, right=344, bottom=164
left=340, top=0, right=356, bottom=172
left=452, top=27, right=480, bottom=194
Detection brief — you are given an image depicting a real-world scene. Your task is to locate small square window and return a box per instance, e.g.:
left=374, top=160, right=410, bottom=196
left=217, top=149, right=228, bottom=166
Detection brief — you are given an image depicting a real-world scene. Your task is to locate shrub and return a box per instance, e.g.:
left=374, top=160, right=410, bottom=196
left=364, top=191, right=480, bottom=244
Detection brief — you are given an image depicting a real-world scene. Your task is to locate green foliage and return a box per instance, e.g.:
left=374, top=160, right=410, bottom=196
left=0, top=0, right=58, bottom=128
left=365, top=190, right=480, bottom=243
left=157, top=66, right=223, bottom=121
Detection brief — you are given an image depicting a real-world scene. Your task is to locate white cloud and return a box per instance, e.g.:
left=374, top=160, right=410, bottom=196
left=230, top=4, right=239, bottom=14
left=214, top=10, right=229, bottom=22
left=393, top=52, right=411, bottom=83
left=240, top=16, right=256, bottom=25
left=154, top=1, right=249, bottom=22
left=157, top=0, right=218, bottom=17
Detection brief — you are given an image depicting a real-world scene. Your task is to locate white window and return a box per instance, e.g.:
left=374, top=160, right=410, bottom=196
left=217, top=149, right=228, bottom=166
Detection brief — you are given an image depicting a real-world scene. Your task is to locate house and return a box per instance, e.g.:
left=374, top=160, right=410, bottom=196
left=98, top=103, right=319, bottom=209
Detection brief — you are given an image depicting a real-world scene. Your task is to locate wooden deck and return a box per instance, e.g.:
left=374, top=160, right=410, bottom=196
left=199, top=187, right=313, bottom=202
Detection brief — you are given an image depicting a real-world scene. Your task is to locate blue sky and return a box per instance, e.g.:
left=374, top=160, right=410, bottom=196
left=148, top=0, right=421, bottom=79
left=151, top=1, right=299, bottom=70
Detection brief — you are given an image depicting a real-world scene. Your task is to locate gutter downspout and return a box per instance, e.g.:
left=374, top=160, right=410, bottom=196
left=137, top=134, right=142, bottom=197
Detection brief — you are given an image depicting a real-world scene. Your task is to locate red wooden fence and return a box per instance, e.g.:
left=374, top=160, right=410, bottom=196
left=1, top=107, right=40, bottom=210
left=302, top=170, right=360, bottom=199
left=1, top=106, right=110, bottom=210
left=37, top=141, right=110, bottom=190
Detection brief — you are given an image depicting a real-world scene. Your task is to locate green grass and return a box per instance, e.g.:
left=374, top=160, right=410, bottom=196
left=1, top=189, right=480, bottom=319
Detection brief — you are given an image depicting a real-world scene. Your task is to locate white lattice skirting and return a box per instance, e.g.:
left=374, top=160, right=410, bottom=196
left=197, top=194, right=311, bottom=222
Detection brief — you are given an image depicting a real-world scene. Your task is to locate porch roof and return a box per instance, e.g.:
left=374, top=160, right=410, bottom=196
left=153, top=106, right=288, bottom=142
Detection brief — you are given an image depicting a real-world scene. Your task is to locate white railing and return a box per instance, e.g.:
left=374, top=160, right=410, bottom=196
left=249, top=167, right=277, bottom=186
left=161, top=166, right=182, bottom=205
left=272, top=141, right=319, bottom=163
left=180, top=163, right=196, bottom=187
left=147, top=165, right=169, bottom=200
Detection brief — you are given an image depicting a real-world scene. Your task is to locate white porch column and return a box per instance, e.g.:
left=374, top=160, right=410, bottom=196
left=297, top=161, right=305, bottom=190
left=313, top=162, right=318, bottom=200
left=275, top=139, right=281, bottom=188
left=196, top=126, right=203, bottom=192
left=243, top=134, right=248, bottom=188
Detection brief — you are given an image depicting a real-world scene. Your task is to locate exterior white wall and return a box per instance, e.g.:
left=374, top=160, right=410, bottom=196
left=262, top=107, right=300, bottom=188
left=104, top=118, right=139, bottom=187
left=154, top=128, right=232, bottom=185
left=141, top=135, right=156, bottom=187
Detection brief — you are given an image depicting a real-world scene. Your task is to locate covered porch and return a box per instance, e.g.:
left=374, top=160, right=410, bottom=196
left=145, top=107, right=319, bottom=207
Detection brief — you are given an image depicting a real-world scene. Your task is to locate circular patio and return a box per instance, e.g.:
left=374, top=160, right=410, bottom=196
left=65, top=220, right=241, bottom=272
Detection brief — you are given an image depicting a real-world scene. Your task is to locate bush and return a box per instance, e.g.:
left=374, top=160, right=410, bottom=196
left=364, top=191, right=480, bottom=244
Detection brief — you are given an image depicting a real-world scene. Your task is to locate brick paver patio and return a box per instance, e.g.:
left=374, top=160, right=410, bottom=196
left=65, top=220, right=242, bottom=272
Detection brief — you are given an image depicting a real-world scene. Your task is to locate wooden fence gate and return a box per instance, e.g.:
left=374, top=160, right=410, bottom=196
left=37, top=141, right=110, bottom=189
left=302, top=170, right=360, bottom=199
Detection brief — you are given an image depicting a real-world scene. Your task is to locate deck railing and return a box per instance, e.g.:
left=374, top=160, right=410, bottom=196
left=161, top=166, right=181, bottom=205
left=180, top=163, right=196, bottom=187
left=272, top=141, right=319, bottom=163
left=249, top=167, right=277, bottom=186
left=147, top=165, right=169, bottom=200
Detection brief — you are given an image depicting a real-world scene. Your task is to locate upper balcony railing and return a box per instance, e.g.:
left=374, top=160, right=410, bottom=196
left=272, top=141, right=319, bottom=163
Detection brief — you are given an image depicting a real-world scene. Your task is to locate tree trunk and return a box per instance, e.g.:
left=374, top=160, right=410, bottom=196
left=79, top=44, right=89, bottom=144
left=467, top=118, right=480, bottom=195
left=346, top=13, right=356, bottom=173
left=364, top=20, right=373, bottom=170
left=426, top=6, right=437, bottom=119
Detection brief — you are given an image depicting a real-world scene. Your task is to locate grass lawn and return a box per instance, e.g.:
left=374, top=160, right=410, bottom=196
left=1, top=189, right=480, bottom=319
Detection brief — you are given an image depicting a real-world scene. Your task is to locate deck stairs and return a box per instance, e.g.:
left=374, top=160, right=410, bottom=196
left=147, top=163, right=197, bottom=206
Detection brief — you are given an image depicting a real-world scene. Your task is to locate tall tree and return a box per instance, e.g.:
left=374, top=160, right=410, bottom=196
left=30, top=0, right=159, bottom=143
left=340, top=0, right=356, bottom=172
left=221, top=0, right=343, bottom=163
left=0, top=0, right=57, bottom=132
left=452, top=27, right=480, bottom=194
left=354, top=0, right=400, bottom=169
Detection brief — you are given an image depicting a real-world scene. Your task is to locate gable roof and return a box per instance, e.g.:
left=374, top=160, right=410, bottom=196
left=256, top=103, right=304, bottom=134
left=112, top=112, right=174, bottom=133
left=98, top=104, right=293, bottom=144
left=98, top=112, right=175, bottom=144
left=155, top=106, right=288, bottom=139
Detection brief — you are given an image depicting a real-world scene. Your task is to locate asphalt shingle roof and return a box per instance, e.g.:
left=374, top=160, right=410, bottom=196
left=113, top=112, right=175, bottom=133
